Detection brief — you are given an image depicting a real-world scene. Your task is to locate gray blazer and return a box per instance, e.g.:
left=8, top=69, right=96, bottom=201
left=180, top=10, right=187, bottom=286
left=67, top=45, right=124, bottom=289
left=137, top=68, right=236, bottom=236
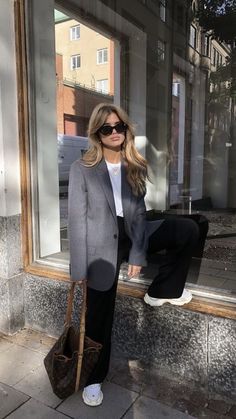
left=68, top=158, right=162, bottom=291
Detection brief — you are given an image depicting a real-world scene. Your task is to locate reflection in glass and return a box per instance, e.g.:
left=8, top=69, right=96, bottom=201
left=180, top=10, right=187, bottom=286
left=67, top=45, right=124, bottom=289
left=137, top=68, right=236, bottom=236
left=54, top=8, right=115, bottom=262
left=168, top=0, right=236, bottom=297
left=50, top=1, right=236, bottom=298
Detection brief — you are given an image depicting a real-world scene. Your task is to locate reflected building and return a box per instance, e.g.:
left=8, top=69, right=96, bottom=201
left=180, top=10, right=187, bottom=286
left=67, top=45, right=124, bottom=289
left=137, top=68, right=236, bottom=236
left=55, top=10, right=114, bottom=136
left=170, top=0, right=232, bottom=211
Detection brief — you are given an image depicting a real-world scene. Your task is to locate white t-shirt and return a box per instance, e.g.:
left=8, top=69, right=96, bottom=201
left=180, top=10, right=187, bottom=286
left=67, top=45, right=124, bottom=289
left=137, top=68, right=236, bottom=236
left=105, top=160, right=123, bottom=217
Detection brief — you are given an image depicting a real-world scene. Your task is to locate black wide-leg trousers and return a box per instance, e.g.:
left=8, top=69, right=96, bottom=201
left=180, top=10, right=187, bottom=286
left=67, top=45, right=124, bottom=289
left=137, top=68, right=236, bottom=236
left=147, top=217, right=199, bottom=298
left=85, top=216, right=199, bottom=385
left=85, top=217, right=130, bottom=385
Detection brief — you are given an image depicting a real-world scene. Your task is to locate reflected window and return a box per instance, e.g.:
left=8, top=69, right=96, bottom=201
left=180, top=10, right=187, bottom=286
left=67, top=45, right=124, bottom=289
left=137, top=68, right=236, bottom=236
left=70, top=24, right=80, bottom=40
left=212, top=47, right=217, bottom=66
left=96, top=79, right=108, bottom=94
left=159, top=0, right=166, bottom=22
left=204, top=35, right=210, bottom=56
left=97, top=48, right=108, bottom=64
left=189, top=25, right=197, bottom=48
left=71, top=54, right=81, bottom=69
left=157, top=39, right=165, bottom=62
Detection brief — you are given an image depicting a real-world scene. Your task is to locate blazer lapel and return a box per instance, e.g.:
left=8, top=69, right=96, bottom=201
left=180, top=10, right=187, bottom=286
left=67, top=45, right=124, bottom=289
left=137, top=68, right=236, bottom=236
left=96, top=159, right=117, bottom=223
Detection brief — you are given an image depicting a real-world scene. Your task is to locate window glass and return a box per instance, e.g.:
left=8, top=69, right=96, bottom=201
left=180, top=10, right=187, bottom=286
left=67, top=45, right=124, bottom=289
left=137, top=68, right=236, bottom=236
left=160, top=0, right=166, bottom=22
left=189, top=25, right=196, bottom=48
left=157, top=39, right=165, bottom=63
left=27, top=0, right=236, bottom=301
left=70, top=25, right=80, bottom=40
left=96, top=79, right=109, bottom=94
left=212, top=47, right=216, bottom=65
left=204, top=35, right=210, bottom=56
left=71, top=54, right=81, bottom=69
left=97, top=48, right=108, bottom=64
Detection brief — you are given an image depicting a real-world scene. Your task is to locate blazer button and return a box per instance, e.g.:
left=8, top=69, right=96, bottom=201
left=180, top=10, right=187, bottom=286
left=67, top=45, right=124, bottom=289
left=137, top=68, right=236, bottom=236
left=114, top=234, right=118, bottom=239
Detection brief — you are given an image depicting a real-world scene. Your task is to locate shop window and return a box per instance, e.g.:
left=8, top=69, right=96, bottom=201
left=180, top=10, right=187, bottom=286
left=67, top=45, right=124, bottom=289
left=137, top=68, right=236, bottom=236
left=23, top=0, right=236, bottom=304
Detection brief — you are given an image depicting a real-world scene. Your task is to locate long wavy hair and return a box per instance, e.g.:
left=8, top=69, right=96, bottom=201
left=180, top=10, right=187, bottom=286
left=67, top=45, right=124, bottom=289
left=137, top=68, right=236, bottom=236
left=82, top=103, right=148, bottom=196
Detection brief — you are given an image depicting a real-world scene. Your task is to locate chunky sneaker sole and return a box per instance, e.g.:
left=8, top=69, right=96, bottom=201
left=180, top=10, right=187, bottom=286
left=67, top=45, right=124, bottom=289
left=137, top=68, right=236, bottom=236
left=144, top=289, right=192, bottom=307
left=82, top=384, right=103, bottom=406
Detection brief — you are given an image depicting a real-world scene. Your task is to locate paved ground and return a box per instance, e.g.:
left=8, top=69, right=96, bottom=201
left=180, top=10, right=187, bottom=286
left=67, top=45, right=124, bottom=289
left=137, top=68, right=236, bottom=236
left=0, top=329, right=235, bottom=419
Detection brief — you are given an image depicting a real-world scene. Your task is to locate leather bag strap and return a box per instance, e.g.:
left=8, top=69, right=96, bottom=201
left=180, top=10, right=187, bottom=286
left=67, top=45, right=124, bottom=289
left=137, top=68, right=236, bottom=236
left=75, top=280, right=87, bottom=391
left=63, top=280, right=87, bottom=392
left=64, top=281, right=76, bottom=326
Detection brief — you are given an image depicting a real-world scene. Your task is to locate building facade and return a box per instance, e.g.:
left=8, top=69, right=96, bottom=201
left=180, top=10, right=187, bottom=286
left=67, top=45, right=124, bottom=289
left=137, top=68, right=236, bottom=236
left=0, top=0, right=235, bottom=398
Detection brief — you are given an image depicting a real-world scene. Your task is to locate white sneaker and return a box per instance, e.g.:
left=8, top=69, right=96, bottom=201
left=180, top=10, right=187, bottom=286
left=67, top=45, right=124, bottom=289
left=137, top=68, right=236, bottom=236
left=82, top=383, right=103, bottom=406
left=144, top=289, right=192, bottom=307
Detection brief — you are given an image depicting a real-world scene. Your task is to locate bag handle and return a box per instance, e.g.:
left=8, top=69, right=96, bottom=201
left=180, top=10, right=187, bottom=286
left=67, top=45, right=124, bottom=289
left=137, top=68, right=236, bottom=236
left=63, top=280, right=87, bottom=392
left=75, top=281, right=87, bottom=391
left=64, top=281, right=76, bottom=326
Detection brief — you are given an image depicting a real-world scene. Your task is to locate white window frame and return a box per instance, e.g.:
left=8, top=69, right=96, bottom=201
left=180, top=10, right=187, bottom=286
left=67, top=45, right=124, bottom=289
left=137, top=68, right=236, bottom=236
left=172, top=81, right=180, bottom=97
left=71, top=54, right=81, bottom=70
left=96, top=79, right=109, bottom=93
left=97, top=48, right=108, bottom=64
left=70, top=24, right=80, bottom=40
left=189, top=25, right=197, bottom=49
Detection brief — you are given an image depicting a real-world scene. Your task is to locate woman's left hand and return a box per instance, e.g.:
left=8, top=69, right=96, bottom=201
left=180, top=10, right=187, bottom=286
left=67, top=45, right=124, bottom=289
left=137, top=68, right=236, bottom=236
left=128, top=264, right=142, bottom=278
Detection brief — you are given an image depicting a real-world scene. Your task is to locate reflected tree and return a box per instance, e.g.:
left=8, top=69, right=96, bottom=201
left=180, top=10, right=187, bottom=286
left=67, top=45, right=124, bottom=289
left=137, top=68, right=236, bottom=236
left=198, top=0, right=236, bottom=141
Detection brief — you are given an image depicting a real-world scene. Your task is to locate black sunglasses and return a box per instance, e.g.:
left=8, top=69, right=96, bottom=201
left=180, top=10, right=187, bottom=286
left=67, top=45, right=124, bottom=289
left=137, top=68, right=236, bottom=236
left=98, top=122, right=127, bottom=136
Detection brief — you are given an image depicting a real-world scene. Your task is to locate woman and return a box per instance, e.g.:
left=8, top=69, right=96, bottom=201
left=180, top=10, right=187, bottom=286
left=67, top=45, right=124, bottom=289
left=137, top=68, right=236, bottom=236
left=68, top=103, right=199, bottom=406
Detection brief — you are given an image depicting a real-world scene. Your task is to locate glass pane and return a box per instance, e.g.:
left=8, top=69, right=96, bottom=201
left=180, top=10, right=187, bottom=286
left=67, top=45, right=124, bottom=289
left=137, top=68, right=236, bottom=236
left=166, top=1, right=236, bottom=298
left=29, top=0, right=236, bottom=299
left=54, top=7, right=116, bottom=265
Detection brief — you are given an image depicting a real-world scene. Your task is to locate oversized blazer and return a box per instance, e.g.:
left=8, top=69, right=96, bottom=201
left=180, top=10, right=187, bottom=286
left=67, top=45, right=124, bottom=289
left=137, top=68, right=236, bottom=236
left=68, top=158, right=163, bottom=291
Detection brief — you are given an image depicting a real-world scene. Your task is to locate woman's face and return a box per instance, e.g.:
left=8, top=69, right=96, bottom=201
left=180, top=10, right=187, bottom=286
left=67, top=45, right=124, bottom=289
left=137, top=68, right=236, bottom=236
left=98, top=112, right=126, bottom=151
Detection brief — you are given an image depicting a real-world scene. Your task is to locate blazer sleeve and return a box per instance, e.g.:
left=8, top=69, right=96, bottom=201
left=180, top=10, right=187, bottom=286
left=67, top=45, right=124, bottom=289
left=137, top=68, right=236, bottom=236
left=68, top=161, right=87, bottom=281
left=128, top=194, right=147, bottom=267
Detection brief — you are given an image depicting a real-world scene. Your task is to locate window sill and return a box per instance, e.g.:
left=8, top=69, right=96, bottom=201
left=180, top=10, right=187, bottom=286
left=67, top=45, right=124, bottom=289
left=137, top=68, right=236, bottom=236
left=25, top=263, right=236, bottom=321
left=118, top=282, right=236, bottom=320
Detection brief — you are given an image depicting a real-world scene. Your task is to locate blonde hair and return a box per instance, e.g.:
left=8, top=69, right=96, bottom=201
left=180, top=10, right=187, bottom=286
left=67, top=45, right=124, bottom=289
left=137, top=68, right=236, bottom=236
left=82, top=103, right=148, bottom=196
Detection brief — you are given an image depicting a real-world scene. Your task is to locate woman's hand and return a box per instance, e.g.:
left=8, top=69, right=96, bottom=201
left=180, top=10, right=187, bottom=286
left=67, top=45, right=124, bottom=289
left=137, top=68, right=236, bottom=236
left=127, top=265, right=142, bottom=278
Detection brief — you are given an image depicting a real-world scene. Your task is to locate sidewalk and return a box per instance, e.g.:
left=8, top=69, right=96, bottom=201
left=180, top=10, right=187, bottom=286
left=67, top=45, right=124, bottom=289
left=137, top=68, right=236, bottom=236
left=0, top=329, right=235, bottom=419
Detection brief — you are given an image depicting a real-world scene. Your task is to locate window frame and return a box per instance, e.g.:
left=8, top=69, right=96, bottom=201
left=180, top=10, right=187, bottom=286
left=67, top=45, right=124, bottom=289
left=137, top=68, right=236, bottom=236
left=15, top=0, right=236, bottom=321
left=70, top=54, right=81, bottom=69
left=96, top=78, right=109, bottom=93
left=159, top=0, right=166, bottom=22
left=96, top=48, right=108, bottom=64
left=204, top=34, right=210, bottom=57
left=157, top=39, right=166, bottom=63
left=189, top=24, right=197, bottom=49
left=70, top=24, right=80, bottom=40
left=212, top=47, right=217, bottom=66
